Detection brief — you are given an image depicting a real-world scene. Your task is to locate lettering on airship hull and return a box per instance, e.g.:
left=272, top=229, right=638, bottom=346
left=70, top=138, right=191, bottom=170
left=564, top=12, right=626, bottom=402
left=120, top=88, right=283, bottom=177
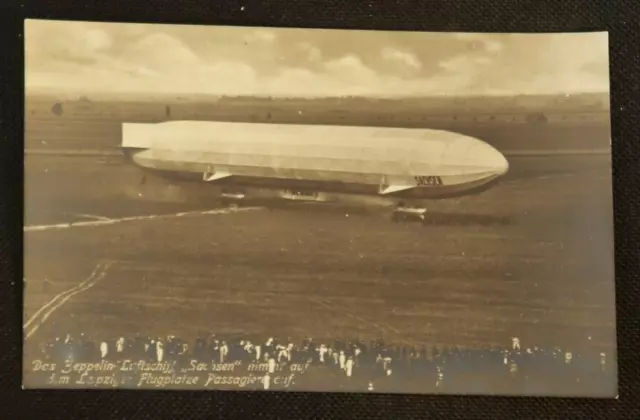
left=414, top=176, right=443, bottom=186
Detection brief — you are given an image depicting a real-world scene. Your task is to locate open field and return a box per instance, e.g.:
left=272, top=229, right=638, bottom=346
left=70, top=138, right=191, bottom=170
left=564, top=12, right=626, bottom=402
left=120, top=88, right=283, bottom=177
left=23, top=156, right=615, bottom=351
left=21, top=99, right=615, bottom=394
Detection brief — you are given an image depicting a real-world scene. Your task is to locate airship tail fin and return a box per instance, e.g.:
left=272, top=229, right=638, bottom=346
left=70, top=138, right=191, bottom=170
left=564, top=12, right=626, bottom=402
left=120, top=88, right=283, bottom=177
left=122, top=123, right=153, bottom=148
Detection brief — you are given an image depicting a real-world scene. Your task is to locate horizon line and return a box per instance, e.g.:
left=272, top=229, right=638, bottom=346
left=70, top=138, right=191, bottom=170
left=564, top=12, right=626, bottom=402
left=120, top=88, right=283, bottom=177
left=24, top=88, right=610, bottom=100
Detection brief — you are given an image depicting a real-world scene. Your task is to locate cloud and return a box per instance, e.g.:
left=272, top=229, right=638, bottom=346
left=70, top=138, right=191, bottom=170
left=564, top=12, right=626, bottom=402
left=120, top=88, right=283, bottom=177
left=119, top=32, right=201, bottom=75
left=24, top=20, right=609, bottom=97
left=381, top=47, right=422, bottom=70
left=484, top=40, right=504, bottom=54
left=324, top=54, right=379, bottom=83
left=297, top=42, right=322, bottom=63
left=243, top=29, right=277, bottom=44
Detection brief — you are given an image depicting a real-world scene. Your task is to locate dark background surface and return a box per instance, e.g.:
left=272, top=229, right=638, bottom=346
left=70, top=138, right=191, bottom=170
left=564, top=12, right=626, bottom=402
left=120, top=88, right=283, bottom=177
left=2, top=0, right=639, bottom=418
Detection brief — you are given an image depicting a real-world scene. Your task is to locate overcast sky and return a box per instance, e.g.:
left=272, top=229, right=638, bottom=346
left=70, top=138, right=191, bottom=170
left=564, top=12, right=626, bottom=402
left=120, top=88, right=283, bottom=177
left=25, top=19, right=610, bottom=97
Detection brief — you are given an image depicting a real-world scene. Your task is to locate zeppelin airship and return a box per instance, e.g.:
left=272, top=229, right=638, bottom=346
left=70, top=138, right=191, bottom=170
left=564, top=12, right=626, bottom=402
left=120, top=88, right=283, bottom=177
left=121, top=120, right=509, bottom=219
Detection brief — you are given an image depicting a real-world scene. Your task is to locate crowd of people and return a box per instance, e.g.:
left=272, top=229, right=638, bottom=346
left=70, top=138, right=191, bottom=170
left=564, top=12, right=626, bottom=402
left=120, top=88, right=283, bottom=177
left=27, top=332, right=615, bottom=395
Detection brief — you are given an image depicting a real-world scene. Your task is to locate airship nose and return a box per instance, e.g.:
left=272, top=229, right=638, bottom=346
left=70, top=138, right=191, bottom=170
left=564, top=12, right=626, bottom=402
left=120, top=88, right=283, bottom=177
left=463, top=142, right=509, bottom=176
left=491, top=148, right=509, bottom=176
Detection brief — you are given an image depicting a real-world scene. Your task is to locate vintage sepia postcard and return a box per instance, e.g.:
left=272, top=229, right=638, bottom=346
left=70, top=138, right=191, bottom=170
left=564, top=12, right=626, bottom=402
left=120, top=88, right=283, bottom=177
left=23, top=19, right=615, bottom=397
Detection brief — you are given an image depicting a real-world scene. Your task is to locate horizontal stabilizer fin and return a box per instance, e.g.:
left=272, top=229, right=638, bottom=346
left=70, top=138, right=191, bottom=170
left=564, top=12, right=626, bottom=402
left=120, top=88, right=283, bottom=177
left=203, top=168, right=232, bottom=182
left=379, top=184, right=415, bottom=195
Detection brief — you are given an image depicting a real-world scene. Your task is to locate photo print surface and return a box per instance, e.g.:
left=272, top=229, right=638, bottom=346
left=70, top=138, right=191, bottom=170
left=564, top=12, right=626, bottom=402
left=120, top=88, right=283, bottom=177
left=23, top=19, right=615, bottom=397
